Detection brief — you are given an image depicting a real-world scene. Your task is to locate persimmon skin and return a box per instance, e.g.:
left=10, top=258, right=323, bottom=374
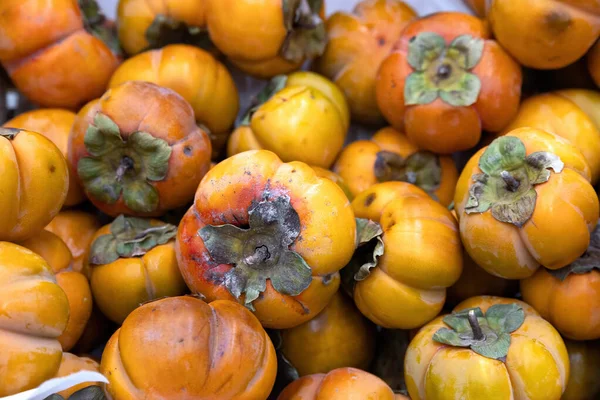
left=176, top=150, right=356, bottom=329
left=108, top=44, right=239, bottom=156
left=89, top=220, right=187, bottom=325
left=316, top=0, right=417, bottom=124
left=333, top=126, right=458, bottom=205
left=376, top=12, right=522, bottom=154
left=0, top=129, right=68, bottom=242
left=4, top=109, right=84, bottom=206
left=405, top=296, right=569, bottom=400
left=277, top=368, right=395, bottom=400
left=351, top=182, right=462, bottom=329
left=101, top=296, right=277, bottom=400
left=521, top=268, right=600, bottom=340
left=281, top=290, right=376, bottom=376
left=562, top=339, right=600, bottom=400
left=19, top=230, right=92, bottom=352
left=68, top=81, right=212, bottom=217
left=0, top=0, right=121, bottom=109
left=0, top=242, right=69, bottom=397
left=455, top=128, right=599, bottom=279
left=488, top=0, right=600, bottom=70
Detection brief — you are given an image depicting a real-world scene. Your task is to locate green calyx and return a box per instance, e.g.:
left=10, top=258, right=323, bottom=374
left=280, top=0, right=326, bottom=63
left=404, top=32, right=484, bottom=107
left=89, top=215, right=177, bottom=265
left=77, top=112, right=172, bottom=213
left=144, top=15, right=212, bottom=53
left=44, top=385, right=106, bottom=400
left=78, top=0, right=122, bottom=56
left=374, top=151, right=442, bottom=199
left=198, top=194, right=312, bottom=310
left=464, top=136, right=564, bottom=227
left=548, top=221, right=600, bottom=281
left=433, top=304, right=525, bottom=361
left=239, top=75, right=288, bottom=126
left=341, top=218, right=384, bottom=295
left=0, top=127, right=20, bottom=140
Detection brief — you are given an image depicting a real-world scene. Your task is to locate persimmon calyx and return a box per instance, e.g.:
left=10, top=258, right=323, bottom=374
left=465, top=136, right=564, bottom=227
left=281, top=0, right=326, bottom=62
left=89, top=215, right=177, bottom=265
left=374, top=150, right=442, bottom=197
left=0, top=127, right=20, bottom=140
left=44, top=385, right=107, bottom=400
left=144, top=15, right=212, bottom=53
left=404, top=32, right=484, bottom=107
left=78, top=0, right=122, bottom=55
left=77, top=112, right=172, bottom=213
left=433, top=304, right=525, bottom=361
left=199, top=195, right=312, bottom=310
left=239, top=75, right=288, bottom=126
left=548, top=221, right=600, bottom=281
left=341, top=219, right=384, bottom=294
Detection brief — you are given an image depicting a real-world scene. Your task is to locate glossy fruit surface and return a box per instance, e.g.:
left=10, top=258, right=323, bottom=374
left=69, top=81, right=212, bottom=216
left=101, top=296, right=277, bottom=399
left=176, top=150, right=356, bottom=329
left=562, top=339, right=600, bottom=400
left=0, top=127, right=68, bottom=242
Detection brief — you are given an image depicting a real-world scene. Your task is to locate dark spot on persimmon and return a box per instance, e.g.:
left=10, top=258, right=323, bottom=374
left=545, top=10, right=572, bottom=33
left=49, top=164, right=56, bottom=173
left=310, top=93, right=315, bottom=100
left=391, top=80, right=397, bottom=88
left=322, top=274, right=334, bottom=285
left=377, top=36, right=386, bottom=46
left=292, top=169, right=296, bottom=173
left=178, top=338, right=184, bottom=343
left=183, top=145, right=192, bottom=156
left=387, top=220, right=396, bottom=230
left=365, top=193, right=377, bottom=206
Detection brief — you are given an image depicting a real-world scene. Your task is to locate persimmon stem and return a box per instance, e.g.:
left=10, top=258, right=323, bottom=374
left=245, top=245, right=271, bottom=265
left=468, top=310, right=485, bottom=341
left=500, top=170, right=520, bottom=192
left=116, top=156, right=134, bottom=182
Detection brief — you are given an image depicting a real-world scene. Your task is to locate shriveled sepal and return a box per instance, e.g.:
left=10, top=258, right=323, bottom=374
left=0, top=127, right=20, bottom=139
left=77, top=112, right=172, bottom=213
left=145, top=14, right=212, bottom=53
left=433, top=304, right=525, bottom=361
left=280, top=0, right=326, bottom=63
left=374, top=151, right=442, bottom=198
left=199, top=195, right=312, bottom=310
left=89, top=215, right=177, bottom=265
left=78, top=0, right=122, bottom=56
left=404, top=32, right=484, bottom=107
left=465, top=136, right=564, bottom=227
left=548, top=222, right=600, bottom=281
left=239, top=75, right=288, bottom=126
left=341, top=218, right=384, bottom=295
left=44, top=384, right=107, bottom=400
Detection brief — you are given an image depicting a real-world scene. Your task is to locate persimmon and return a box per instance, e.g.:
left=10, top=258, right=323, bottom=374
left=455, top=128, right=599, bottom=279
left=68, top=81, right=212, bottom=217
left=0, top=0, right=121, bottom=109
left=316, top=0, right=417, bottom=124
left=101, top=296, right=277, bottom=399
left=46, top=210, right=101, bottom=278
left=19, top=230, right=92, bottom=351
left=278, top=368, right=395, bottom=400
left=227, top=71, right=349, bottom=168
left=89, top=216, right=187, bottom=324
left=281, top=290, right=376, bottom=376
left=521, top=222, right=600, bottom=340
left=0, top=242, right=69, bottom=396
left=334, top=126, right=458, bottom=206
left=0, top=127, right=68, bottom=242
left=562, top=339, right=600, bottom=400
left=376, top=12, right=522, bottom=154
left=205, top=0, right=326, bottom=78
left=347, top=182, right=462, bottom=329
left=4, top=109, right=84, bottom=206
left=488, top=0, right=600, bottom=69
left=176, top=150, right=356, bottom=329
left=405, top=296, right=569, bottom=400
left=108, top=44, right=238, bottom=156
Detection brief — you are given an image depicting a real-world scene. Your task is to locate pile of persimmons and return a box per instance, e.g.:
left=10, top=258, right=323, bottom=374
left=1, top=0, right=600, bottom=399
